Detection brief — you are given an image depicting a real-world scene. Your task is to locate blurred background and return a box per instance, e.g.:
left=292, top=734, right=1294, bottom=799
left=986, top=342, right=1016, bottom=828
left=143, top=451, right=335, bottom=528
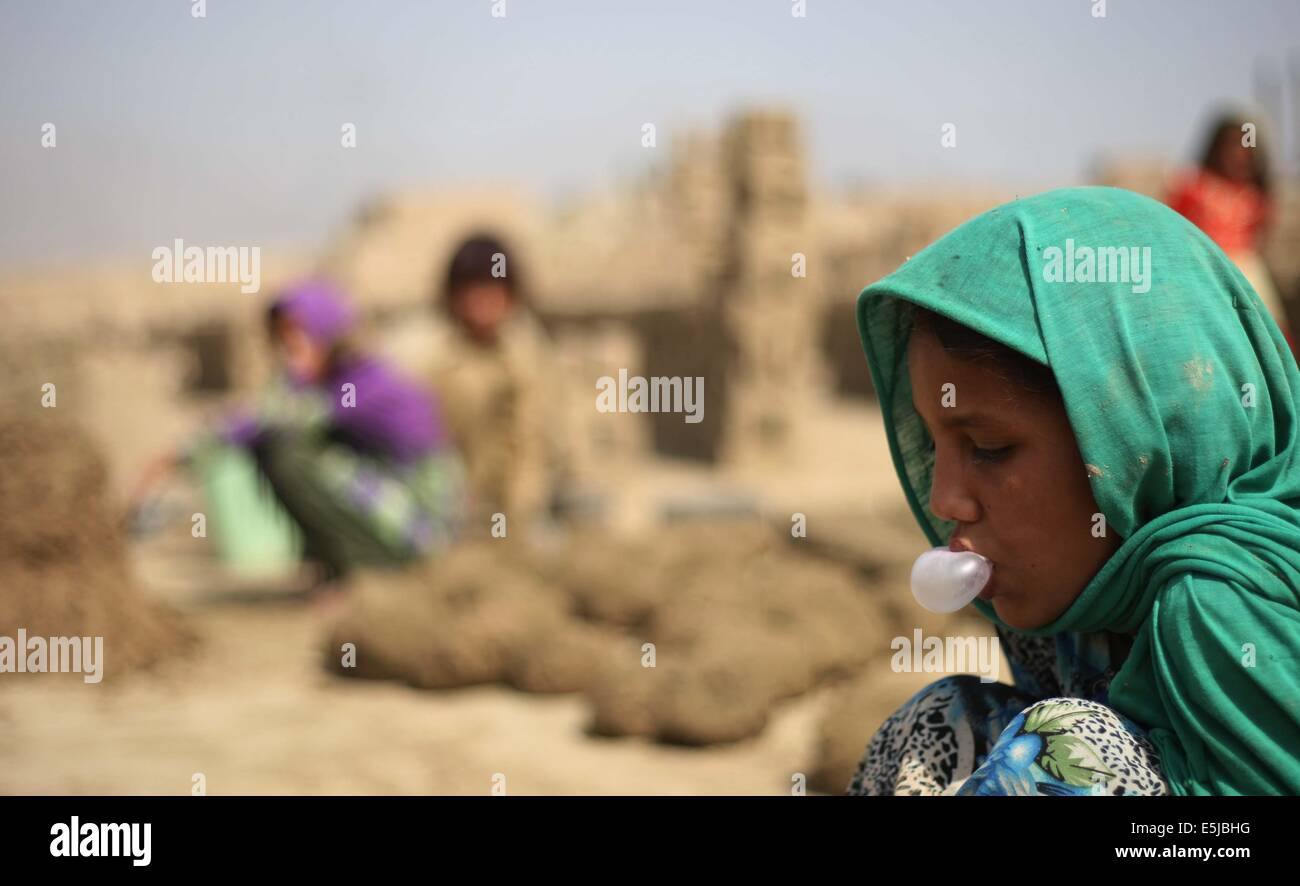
left=2, top=0, right=1299, bottom=795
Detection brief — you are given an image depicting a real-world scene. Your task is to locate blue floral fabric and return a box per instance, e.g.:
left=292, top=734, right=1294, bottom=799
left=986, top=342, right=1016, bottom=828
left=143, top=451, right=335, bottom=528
left=847, top=629, right=1169, bottom=796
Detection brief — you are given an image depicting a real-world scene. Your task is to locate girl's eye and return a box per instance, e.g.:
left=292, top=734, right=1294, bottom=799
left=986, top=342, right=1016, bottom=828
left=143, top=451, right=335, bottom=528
left=971, top=444, right=1013, bottom=464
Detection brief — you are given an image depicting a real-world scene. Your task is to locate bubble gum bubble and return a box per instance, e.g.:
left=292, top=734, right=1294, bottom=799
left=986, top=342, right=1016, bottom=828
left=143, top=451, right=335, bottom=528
left=910, top=547, right=993, bottom=614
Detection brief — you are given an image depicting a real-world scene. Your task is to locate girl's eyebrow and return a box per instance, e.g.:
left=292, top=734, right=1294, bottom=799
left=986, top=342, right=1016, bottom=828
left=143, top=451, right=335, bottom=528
left=915, top=408, right=1006, bottom=431
left=946, top=412, right=1003, bottom=429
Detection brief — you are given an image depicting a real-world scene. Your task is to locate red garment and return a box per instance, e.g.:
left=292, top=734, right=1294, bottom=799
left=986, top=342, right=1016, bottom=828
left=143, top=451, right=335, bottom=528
left=1166, top=169, right=1269, bottom=257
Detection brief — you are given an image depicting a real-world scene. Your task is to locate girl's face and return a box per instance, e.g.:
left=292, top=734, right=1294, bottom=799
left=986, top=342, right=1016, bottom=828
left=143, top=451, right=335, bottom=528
left=450, top=282, right=514, bottom=344
left=906, top=328, right=1120, bottom=629
left=273, top=315, right=330, bottom=383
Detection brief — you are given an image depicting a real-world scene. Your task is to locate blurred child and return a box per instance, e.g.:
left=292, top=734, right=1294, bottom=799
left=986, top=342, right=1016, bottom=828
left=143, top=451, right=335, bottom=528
left=1167, top=111, right=1290, bottom=345
left=135, top=280, right=462, bottom=579
left=429, top=234, right=557, bottom=535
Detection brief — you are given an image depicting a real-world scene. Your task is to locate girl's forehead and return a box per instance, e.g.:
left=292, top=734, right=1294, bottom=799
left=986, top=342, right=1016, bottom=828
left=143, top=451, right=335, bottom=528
left=908, top=334, right=1062, bottom=422
left=907, top=329, right=1021, bottom=390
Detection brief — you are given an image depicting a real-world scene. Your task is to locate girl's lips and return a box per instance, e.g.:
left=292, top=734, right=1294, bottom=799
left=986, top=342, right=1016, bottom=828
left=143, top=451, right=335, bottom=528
left=948, top=536, right=997, bottom=600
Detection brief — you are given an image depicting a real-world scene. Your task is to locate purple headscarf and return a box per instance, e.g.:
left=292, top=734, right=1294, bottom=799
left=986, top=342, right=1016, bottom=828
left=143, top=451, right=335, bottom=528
left=271, top=279, right=357, bottom=345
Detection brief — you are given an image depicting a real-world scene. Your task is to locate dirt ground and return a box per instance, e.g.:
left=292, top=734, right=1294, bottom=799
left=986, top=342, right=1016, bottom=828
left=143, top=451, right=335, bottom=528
left=0, top=600, right=847, bottom=795
left=0, top=513, right=992, bottom=796
left=0, top=589, right=974, bottom=795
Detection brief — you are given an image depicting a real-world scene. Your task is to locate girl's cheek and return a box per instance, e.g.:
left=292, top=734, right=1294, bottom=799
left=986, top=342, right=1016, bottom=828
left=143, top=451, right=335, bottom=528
left=987, top=468, right=1028, bottom=507
left=983, top=471, right=1049, bottom=546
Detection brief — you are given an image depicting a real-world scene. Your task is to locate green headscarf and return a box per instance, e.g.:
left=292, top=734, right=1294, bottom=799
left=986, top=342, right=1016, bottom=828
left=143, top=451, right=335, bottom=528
left=856, top=186, right=1300, bottom=796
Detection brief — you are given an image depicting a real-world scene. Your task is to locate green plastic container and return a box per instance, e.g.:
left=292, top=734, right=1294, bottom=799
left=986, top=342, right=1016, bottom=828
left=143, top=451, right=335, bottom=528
left=194, top=443, right=302, bottom=577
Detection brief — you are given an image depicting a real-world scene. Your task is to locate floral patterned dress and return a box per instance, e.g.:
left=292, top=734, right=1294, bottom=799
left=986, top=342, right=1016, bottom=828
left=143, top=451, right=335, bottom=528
left=846, top=628, right=1169, bottom=796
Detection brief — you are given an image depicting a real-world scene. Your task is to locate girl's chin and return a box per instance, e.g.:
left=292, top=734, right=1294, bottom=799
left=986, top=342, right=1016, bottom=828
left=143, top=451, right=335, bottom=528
left=989, top=597, right=1050, bottom=631
left=992, top=594, right=1075, bottom=632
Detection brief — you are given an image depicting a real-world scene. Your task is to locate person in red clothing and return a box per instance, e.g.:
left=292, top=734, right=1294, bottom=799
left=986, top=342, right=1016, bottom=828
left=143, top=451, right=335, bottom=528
left=1167, top=111, right=1291, bottom=347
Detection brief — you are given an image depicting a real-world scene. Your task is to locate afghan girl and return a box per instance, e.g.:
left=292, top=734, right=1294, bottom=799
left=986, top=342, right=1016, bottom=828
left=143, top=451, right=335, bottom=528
left=848, top=187, right=1300, bottom=796
left=135, top=280, right=464, bottom=579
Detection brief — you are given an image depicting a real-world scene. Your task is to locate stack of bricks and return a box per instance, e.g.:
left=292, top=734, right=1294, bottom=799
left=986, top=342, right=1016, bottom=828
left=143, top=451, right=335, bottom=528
left=667, top=129, right=730, bottom=286
left=711, top=110, right=829, bottom=465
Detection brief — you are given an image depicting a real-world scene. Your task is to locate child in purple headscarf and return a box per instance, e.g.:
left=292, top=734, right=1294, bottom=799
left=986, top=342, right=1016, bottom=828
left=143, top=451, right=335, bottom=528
left=136, top=280, right=463, bottom=578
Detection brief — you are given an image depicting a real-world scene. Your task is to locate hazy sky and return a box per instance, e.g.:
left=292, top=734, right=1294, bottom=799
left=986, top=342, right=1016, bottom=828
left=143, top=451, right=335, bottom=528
left=2, top=0, right=1298, bottom=267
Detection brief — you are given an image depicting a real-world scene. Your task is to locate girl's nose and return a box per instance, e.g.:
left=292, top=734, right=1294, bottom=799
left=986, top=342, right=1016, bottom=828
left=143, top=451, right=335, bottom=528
left=928, top=443, right=981, bottom=525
